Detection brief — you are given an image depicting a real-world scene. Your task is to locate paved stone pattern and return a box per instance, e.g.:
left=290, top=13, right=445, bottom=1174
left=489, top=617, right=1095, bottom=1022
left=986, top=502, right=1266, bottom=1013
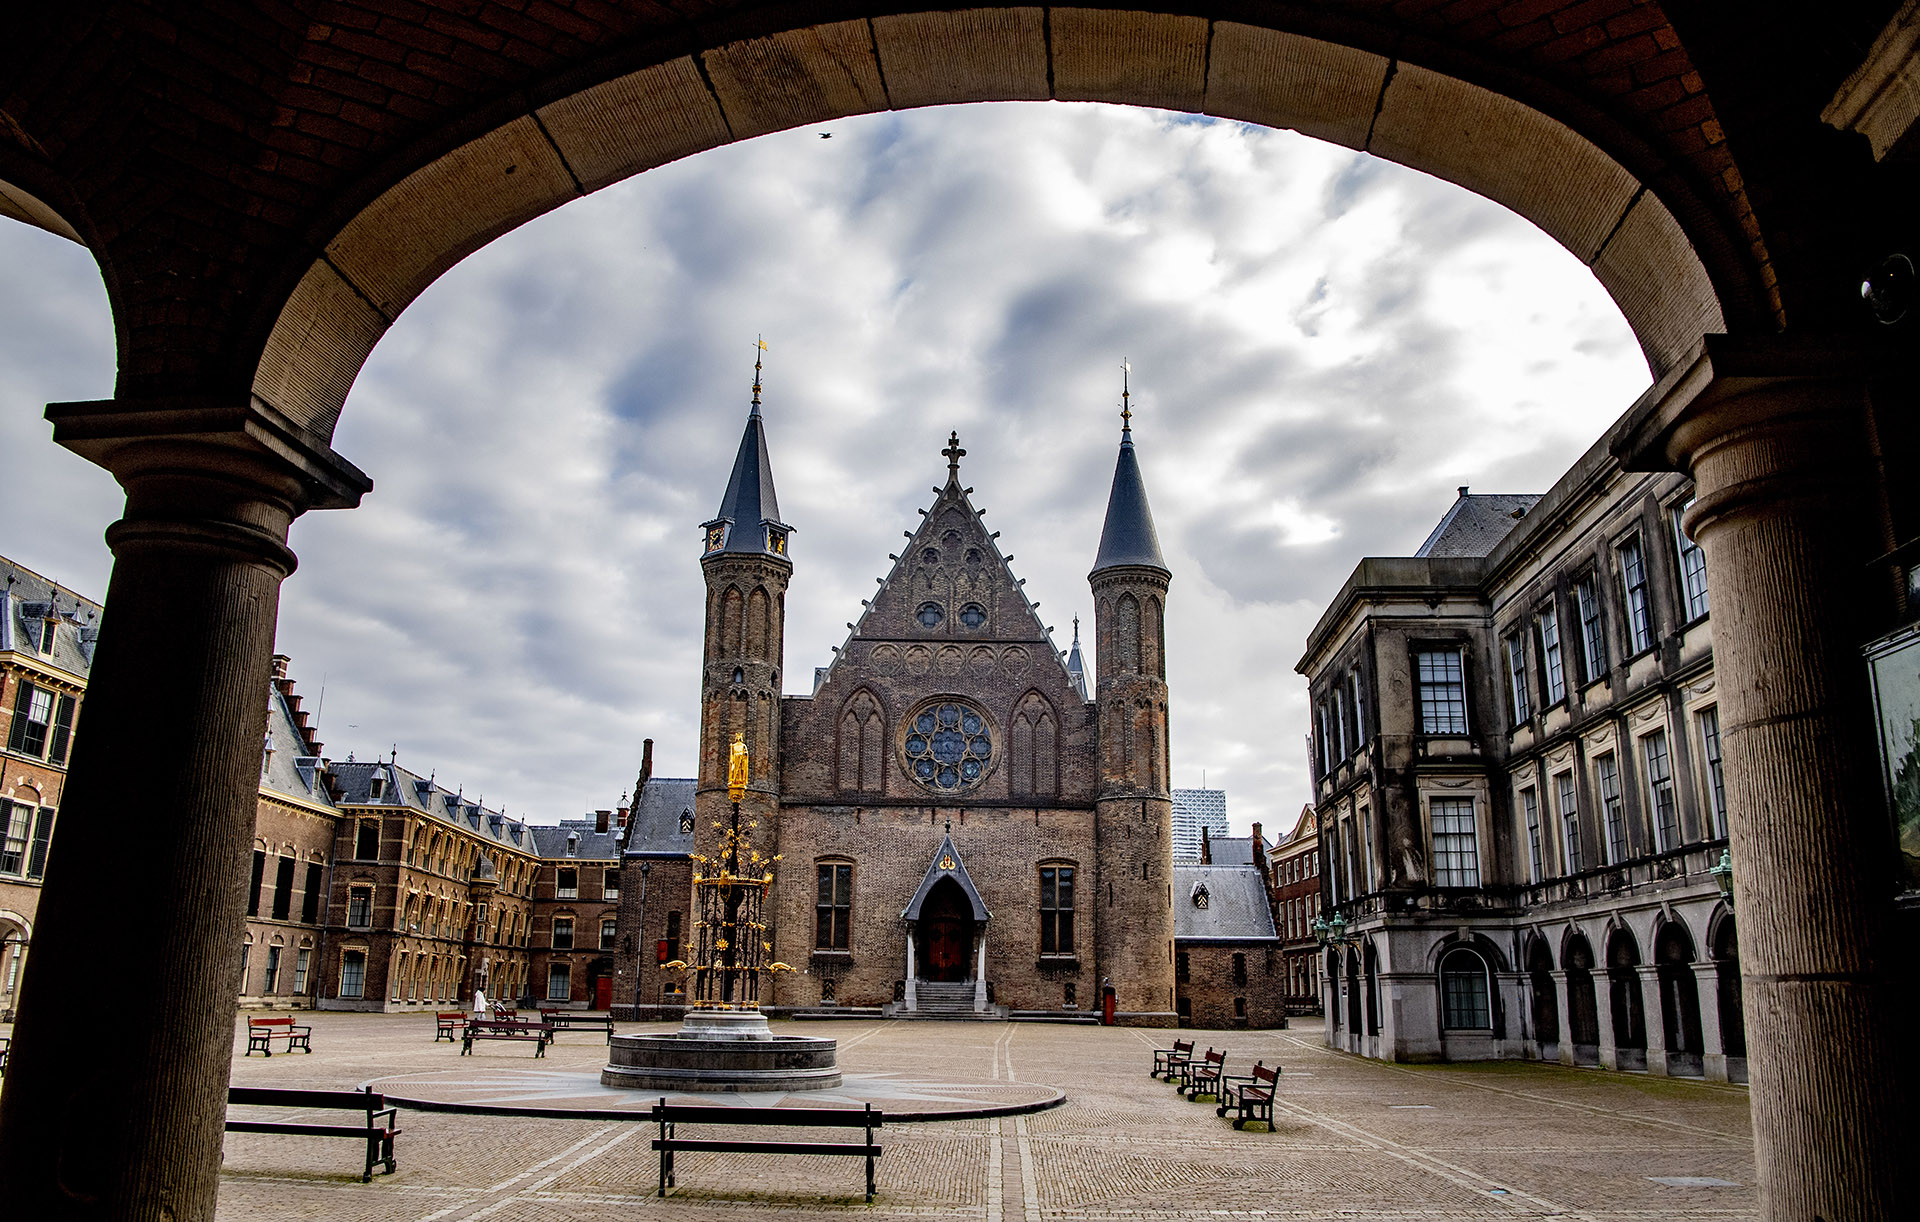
left=203, top=1013, right=1756, bottom=1219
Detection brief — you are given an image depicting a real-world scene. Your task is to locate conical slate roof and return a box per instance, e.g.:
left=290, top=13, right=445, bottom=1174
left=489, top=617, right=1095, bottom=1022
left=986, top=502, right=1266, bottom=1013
left=1091, top=426, right=1168, bottom=574
left=1064, top=617, right=1089, bottom=701
left=704, top=404, right=789, bottom=556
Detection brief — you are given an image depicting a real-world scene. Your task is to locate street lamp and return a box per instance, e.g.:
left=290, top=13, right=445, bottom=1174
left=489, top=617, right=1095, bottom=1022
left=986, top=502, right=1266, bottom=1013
left=1709, top=848, right=1735, bottom=908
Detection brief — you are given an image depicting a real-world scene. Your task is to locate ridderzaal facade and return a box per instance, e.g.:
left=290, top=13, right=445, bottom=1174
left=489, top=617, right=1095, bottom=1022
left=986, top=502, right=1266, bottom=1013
left=647, top=380, right=1190, bottom=1024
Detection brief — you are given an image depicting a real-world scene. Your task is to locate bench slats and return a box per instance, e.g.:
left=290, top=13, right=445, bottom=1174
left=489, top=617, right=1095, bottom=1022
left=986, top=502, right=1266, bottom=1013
left=654, top=1139, right=882, bottom=1157
left=225, top=1120, right=400, bottom=1139
left=229, top=1087, right=384, bottom=1111
left=652, top=1106, right=884, bottom=1128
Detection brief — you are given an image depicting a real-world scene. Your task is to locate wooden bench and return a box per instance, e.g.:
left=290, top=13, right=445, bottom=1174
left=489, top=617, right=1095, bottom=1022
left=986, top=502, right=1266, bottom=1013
left=652, top=1100, right=884, bottom=1203
left=1216, top=1062, right=1280, bottom=1129
left=435, top=1012, right=469, bottom=1042
left=244, top=1015, right=312, bottom=1057
left=225, top=1086, right=400, bottom=1182
left=461, top=1017, right=551, bottom=1056
left=1151, top=1038, right=1194, bottom=1080
left=537, top=1008, right=616, bottom=1043
left=1179, top=1047, right=1226, bottom=1099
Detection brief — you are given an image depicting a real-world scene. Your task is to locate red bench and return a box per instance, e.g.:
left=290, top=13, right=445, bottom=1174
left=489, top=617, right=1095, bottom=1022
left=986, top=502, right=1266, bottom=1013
left=1178, top=1048, right=1226, bottom=1099
left=461, top=1016, right=551, bottom=1056
left=435, top=1011, right=469, bottom=1042
left=1151, top=1038, right=1194, bottom=1080
left=226, top=1086, right=400, bottom=1181
left=245, top=1015, right=312, bottom=1056
left=1216, top=1062, right=1280, bottom=1129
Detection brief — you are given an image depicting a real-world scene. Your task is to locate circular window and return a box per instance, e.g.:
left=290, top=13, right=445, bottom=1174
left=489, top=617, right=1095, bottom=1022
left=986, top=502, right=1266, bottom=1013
left=921, top=548, right=940, bottom=564
left=903, top=701, right=992, bottom=791
left=916, top=602, right=944, bottom=628
left=959, top=603, right=987, bottom=629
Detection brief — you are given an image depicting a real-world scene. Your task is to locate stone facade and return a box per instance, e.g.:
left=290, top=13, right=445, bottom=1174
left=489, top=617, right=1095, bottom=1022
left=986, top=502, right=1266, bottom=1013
left=658, top=406, right=1180, bottom=1023
left=1297, top=423, right=1745, bottom=1079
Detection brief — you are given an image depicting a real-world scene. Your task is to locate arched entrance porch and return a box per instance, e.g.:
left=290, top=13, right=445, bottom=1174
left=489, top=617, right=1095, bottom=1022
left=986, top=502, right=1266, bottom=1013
left=0, top=7, right=1911, bottom=1221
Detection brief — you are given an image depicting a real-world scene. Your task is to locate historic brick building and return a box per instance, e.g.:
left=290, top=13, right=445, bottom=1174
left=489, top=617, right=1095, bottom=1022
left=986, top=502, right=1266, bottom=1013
left=1269, top=805, right=1323, bottom=1014
left=0, top=560, right=96, bottom=1020
left=666, top=379, right=1178, bottom=1023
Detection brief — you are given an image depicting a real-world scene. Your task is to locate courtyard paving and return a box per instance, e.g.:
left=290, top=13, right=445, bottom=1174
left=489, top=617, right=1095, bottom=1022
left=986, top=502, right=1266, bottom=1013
left=189, top=1013, right=1753, bottom=1218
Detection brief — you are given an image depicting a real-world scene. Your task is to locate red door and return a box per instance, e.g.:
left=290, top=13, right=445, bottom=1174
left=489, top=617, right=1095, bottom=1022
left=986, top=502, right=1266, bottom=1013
left=594, top=975, right=613, bottom=1010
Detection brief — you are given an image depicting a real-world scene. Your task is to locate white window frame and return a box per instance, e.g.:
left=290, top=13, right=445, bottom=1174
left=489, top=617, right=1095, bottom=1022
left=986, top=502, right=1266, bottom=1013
left=1522, top=786, right=1542, bottom=883
left=1697, top=706, right=1728, bottom=839
left=1642, top=728, right=1679, bottom=852
left=1539, top=604, right=1566, bottom=704
left=1673, top=497, right=1710, bottom=621
left=547, top=962, right=571, bottom=1002
left=1416, top=649, right=1469, bottom=735
left=1429, top=796, right=1481, bottom=888
left=1556, top=771, right=1582, bottom=874
left=1597, top=754, right=1627, bottom=864
left=1505, top=633, right=1530, bottom=723
left=1619, top=537, right=1653, bottom=654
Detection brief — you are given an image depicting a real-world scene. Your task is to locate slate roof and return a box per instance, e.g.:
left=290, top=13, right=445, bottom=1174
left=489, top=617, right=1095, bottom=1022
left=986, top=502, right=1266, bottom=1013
left=0, top=557, right=102, bottom=679
left=330, top=758, right=538, bottom=855
left=1414, top=488, right=1544, bottom=558
left=1173, top=866, right=1278, bottom=941
left=1204, top=834, right=1259, bottom=867
left=625, top=777, right=697, bottom=858
left=902, top=833, right=990, bottom=921
left=259, top=683, right=333, bottom=809
left=703, top=403, right=789, bottom=557
left=530, top=819, right=623, bottom=860
left=1091, top=425, right=1169, bottom=574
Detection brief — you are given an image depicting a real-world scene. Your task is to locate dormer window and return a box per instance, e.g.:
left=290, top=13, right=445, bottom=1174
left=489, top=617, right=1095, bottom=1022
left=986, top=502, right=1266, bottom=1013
left=368, top=777, right=386, bottom=801
left=1190, top=882, right=1211, bottom=909
left=39, top=614, right=58, bottom=653
left=679, top=809, right=695, bottom=834
left=767, top=527, right=787, bottom=555
left=705, top=523, right=728, bottom=553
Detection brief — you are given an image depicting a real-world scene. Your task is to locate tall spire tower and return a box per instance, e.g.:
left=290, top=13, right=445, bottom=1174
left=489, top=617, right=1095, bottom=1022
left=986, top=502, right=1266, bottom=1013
left=694, top=341, right=792, bottom=962
left=1090, top=360, right=1176, bottom=1024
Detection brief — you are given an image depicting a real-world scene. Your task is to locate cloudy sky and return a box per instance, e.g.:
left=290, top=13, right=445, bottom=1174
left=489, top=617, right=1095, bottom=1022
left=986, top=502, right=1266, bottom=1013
left=0, top=101, right=1652, bottom=836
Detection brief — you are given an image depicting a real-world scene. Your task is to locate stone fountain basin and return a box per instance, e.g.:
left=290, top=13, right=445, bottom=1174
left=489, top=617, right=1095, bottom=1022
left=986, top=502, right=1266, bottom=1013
left=601, top=1032, right=842, bottom=1092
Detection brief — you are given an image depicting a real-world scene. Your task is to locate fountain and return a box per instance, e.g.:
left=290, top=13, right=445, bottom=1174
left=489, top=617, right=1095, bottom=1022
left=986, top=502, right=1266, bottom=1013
left=601, top=735, right=840, bottom=1092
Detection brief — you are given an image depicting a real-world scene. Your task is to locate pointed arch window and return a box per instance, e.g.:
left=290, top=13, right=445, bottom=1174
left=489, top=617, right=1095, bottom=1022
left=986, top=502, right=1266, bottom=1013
left=1010, top=692, right=1057, bottom=797
left=838, top=691, right=885, bottom=793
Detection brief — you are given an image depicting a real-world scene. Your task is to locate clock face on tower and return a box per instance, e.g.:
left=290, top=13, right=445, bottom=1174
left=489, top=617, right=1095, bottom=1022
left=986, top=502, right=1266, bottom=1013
left=705, top=524, right=728, bottom=552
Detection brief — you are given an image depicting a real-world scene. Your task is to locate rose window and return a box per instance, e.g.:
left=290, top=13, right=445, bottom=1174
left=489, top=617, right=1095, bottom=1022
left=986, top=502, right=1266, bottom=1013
left=904, top=702, right=992, bottom=790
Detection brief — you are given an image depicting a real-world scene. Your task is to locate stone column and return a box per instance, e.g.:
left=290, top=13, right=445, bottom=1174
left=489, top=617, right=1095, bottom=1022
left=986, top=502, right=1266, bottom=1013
left=0, top=399, right=367, bottom=1222
left=1549, top=970, right=1575, bottom=1066
left=904, top=932, right=917, bottom=1010
left=1593, top=967, right=1619, bottom=1071
left=1692, top=962, right=1728, bottom=1082
left=973, top=935, right=987, bottom=1012
left=1618, top=336, right=1904, bottom=1220
left=1637, top=964, right=1669, bottom=1075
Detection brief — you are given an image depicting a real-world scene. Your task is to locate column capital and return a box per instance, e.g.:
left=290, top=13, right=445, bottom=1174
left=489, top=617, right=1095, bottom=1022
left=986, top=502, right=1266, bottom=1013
left=1612, top=333, right=1878, bottom=474
left=46, top=394, right=371, bottom=512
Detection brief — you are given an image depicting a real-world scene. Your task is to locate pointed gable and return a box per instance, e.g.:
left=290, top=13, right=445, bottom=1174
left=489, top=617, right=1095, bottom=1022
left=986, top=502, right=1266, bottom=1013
left=902, top=833, right=991, bottom=921
left=817, top=433, right=1076, bottom=693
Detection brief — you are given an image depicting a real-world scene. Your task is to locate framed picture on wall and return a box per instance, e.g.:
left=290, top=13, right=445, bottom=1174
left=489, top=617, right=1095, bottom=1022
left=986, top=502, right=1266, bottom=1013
left=1864, top=624, right=1920, bottom=889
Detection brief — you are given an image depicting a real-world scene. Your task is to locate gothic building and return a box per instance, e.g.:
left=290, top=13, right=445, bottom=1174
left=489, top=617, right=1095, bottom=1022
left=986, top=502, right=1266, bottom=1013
left=654, top=383, right=1182, bottom=1023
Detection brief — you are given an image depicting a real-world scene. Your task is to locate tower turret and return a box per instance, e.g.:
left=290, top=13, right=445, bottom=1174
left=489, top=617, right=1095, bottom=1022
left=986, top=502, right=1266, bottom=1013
left=695, top=345, right=791, bottom=969
left=1090, top=366, right=1177, bottom=1025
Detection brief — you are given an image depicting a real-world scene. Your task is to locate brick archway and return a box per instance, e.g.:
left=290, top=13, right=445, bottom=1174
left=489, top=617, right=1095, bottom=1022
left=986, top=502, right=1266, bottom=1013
left=246, top=13, right=1737, bottom=447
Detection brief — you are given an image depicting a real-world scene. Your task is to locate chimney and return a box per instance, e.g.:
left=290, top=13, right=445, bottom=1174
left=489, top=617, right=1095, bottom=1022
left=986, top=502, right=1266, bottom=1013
left=1199, top=824, right=1212, bottom=864
left=270, top=653, right=291, bottom=681
left=595, top=809, right=611, bottom=834
left=616, top=805, right=630, bottom=828
left=640, top=738, right=654, bottom=787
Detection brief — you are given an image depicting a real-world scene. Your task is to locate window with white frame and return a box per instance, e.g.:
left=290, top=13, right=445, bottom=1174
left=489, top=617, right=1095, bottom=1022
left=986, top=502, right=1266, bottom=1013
left=1643, top=728, right=1679, bottom=851
left=604, top=868, right=620, bottom=900
left=1556, top=771, right=1582, bottom=873
left=0, top=799, right=31, bottom=876
left=1332, top=688, right=1348, bottom=759
left=1574, top=575, right=1606, bottom=683
left=339, top=949, right=366, bottom=998
left=294, top=947, right=310, bottom=994
left=1619, top=537, right=1653, bottom=653
left=1597, top=754, right=1627, bottom=863
left=1439, top=947, right=1492, bottom=1029
left=1349, top=670, right=1367, bottom=753
left=264, top=945, right=281, bottom=993
left=1361, top=806, right=1376, bottom=890
left=547, top=962, right=570, bottom=1002
left=601, top=918, right=618, bottom=950
left=556, top=867, right=578, bottom=899
left=552, top=915, right=574, bottom=950
left=7, top=681, right=74, bottom=764
left=1539, top=604, right=1566, bottom=704
left=1429, top=797, right=1481, bottom=888
left=347, top=886, right=373, bottom=929
left=1505, top=633, right=1530, bottom=724
left=1697, top=706, right=1728, bottom=838
left=1416, top=649, right=1469, bottom=735
left=1673, top=498, right=1709, bottom=621
left=1522, top=786, right=1543, bottom=882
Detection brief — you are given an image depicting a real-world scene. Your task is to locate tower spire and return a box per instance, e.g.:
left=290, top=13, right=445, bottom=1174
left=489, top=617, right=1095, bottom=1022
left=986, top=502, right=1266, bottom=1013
left=1092, top=364, right=1168, bottom=576
left=703, top=338, right=791, bottom=558
left=1120, top=358, right=1132, bottom=437
left=942, top=430, right=966, bottom=481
